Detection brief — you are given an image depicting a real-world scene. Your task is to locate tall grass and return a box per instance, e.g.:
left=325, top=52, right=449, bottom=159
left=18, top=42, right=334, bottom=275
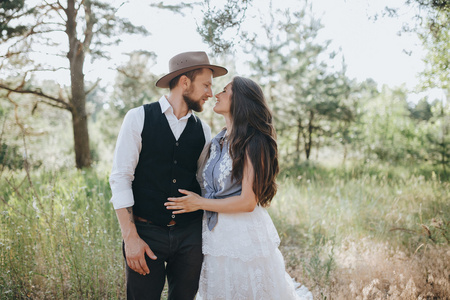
left=0, top=161, right=449, bottom=299
left=1, top=169, right=124, bottom=299
left=272, top=161, right=450, bottom=299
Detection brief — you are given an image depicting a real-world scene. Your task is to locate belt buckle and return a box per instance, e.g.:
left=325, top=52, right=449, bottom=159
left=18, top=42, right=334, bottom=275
left=167, top=220, right=176, bottom=227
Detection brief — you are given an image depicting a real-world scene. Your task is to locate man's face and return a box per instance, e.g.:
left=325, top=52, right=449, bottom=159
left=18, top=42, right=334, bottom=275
left=183, top=68, right=213, bottom=112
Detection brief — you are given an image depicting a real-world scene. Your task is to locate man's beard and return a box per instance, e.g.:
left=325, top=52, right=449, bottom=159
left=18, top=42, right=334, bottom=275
left=183, top=90, right=203, bottom=112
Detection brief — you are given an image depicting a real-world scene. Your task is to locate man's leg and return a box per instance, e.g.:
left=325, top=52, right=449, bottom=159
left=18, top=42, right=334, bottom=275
left=166, top=221, right=203, bottom=300
left=124, top=222, right=169, bottom=300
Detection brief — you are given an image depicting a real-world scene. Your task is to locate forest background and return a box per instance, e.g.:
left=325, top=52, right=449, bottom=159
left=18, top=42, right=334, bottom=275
left=0, top=0, right=449, bottom=299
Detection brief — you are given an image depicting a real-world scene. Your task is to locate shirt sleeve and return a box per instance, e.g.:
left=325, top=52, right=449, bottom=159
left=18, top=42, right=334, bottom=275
left=109, top=107, right=144, bottom=209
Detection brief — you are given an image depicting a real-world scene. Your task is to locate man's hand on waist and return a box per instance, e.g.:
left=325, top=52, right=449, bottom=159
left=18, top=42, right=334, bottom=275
left=124, top=235, right=157, bottom=276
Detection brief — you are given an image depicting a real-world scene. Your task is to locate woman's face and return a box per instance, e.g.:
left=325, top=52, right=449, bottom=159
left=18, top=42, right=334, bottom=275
left=213, top=82, right=232, bottom=115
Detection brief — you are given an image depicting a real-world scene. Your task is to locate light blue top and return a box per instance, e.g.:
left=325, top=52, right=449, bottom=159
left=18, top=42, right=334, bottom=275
left=202, top=129, right=242, bottom=230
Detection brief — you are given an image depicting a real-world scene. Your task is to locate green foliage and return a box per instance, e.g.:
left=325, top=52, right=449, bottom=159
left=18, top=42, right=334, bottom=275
left=380, top=1, right=450, bottom=90
left=418, top=11, right=449, bottom=91
left=359, top=86, right=413, bottom=161
left=110, top=51, right=160, bottom=116
left=409, top=98, right=433, bottom=121
left=0, top=0, right=152, bottom=169
left=423, top=101, right=450, bottom=174
left=0, top=81, right=76, bottom=169
left=408, top=0, right=450, bottom=41
left=150, top=1, right=196, bottom=15
left=272, top=160, right=449, bottom=296
left=0, top=169, right=123, bottom=299
left=197, top=0, right=252, bottom=53
left=0, top=0, right=33, bottom=41
left=0, top=143, right=24, bottom=170
left=248, top=4, right=362, bottom=162
left=347, top=83, right=450, bottom=175
left=303, top=237, right=335, bottom=286
left=1, top=160, right=448, bottom=298
left=273, top=161, right=450, bottom=249
left=0, top=1, right=449, bottom=297
left=85, top=1, right=149, bottom=60
left=88, top=51, right=162, bottom=160
left=1, top=0, right=150, bottom=71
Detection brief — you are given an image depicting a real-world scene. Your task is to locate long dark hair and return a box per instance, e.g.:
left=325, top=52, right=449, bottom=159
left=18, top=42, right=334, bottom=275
left=228, top=76, right=279, bottom=207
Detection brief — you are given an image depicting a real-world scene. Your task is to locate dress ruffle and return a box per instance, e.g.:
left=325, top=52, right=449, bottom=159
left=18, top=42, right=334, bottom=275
left=196, top=250, right=314, bottom=300
left=201, top=206, right=281, bottom=261
left=198, top=206, right=313, bottom=300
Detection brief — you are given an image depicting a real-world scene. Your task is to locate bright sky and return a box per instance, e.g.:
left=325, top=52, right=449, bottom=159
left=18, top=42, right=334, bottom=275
left=5, top=0, right=445, bottom=102
left=97, top=0, right=426, bottom=90
left=314, top=0, right=423, bottom=85
left=92, top=0, right=443, bottom=102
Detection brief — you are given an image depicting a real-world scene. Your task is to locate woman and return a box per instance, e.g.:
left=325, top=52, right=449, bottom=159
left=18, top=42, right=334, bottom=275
left=165, top=76, right=313, bottom=299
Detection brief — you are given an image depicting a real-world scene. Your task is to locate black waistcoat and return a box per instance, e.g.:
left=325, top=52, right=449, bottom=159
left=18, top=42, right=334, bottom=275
left=132, top=102, right=205, bottom=226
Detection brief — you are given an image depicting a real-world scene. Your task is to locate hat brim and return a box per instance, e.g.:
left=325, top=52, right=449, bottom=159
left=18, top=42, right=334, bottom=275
left=155, top=65, right=228, bottom=88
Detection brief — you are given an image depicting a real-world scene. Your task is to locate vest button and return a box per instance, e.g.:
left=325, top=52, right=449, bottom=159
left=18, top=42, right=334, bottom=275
left=172, top=179, right=176, bottom=183
left=175, top=142, right=179, bottom=146
left=171, top=214, right=176, bottom=219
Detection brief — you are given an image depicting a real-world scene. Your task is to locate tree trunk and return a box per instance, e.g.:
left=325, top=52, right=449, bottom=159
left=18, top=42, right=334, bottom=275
left=296, top=119, right=302, bottom=163
left=70, top=59, right=91, bottom=169
left=304, top=110, right=314, bottom=160
left=66, top=0, right=91, bottom=169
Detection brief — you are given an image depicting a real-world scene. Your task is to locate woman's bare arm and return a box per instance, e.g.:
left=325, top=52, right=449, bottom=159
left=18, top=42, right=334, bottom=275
left=165, top=154, right=257, bottom=214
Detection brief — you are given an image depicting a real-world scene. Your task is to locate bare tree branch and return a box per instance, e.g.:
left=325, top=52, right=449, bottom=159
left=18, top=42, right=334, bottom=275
left=2, top=28, right=36, bottom=49
left=76, top=0, right=86, bottom=14
left=30, top=51, right=68, bottom=58
left=41, top=21, right=66, bottom=27
left=36, top=66, right=68, bottom=72
left=83, top=0, right=95, bottom=49
left=30, top=29, right=66, bottom=35
left=0, top=84, right=72, bottom=111
left=1, top=16, right=55, bottom=46
left=117, top=67, right=141, bottom=80
left=43, top=0, right=67, bottom=21
left=0, top=51, right=24, bottom=59
left=7, top=9, right=35, bottom=20
left=37, top=99, right=71, bottom=110
left=85, top=78, right=101, bottom=96
left=5, top=92, right=26, bottom=132
left=1, top=50, right=68, bottom=60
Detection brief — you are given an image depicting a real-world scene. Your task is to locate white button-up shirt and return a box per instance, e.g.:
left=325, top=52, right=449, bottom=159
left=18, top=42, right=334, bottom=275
left=109, top=96, right=212, bottom=209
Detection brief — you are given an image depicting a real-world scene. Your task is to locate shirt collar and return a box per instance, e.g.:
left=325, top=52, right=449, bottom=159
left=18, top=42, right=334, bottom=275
left=158, top=95, right=197, bottom=122
left=212, top=128, right=227, bottom=144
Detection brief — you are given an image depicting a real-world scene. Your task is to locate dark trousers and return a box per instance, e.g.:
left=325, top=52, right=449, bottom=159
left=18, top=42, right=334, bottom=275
left=123, top=220, right=203, bottom=300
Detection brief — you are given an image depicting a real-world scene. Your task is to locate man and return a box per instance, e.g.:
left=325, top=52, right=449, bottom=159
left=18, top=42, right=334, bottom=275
left=109, top=51, right=227, bottom=299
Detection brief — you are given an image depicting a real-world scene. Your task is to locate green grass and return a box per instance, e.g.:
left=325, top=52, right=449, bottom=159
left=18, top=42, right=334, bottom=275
left=280, top=161, right=448, bottom=246
left=0, top=161, right=449, bottom=299
left=270, top=161, right=449, bottom=297
left=1, top=169, right=123, bottom=299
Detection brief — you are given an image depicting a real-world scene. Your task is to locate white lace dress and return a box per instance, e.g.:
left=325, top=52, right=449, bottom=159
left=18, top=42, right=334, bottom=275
left=196, top=130, right=313, bottom=300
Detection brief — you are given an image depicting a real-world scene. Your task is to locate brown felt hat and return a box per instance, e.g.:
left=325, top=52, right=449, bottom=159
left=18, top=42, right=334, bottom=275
left=155, top=51, right=228, bottom=88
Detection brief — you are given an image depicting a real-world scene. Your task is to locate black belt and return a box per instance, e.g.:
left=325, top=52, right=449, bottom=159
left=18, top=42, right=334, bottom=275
left=134, top=215, right=176, bottom=227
